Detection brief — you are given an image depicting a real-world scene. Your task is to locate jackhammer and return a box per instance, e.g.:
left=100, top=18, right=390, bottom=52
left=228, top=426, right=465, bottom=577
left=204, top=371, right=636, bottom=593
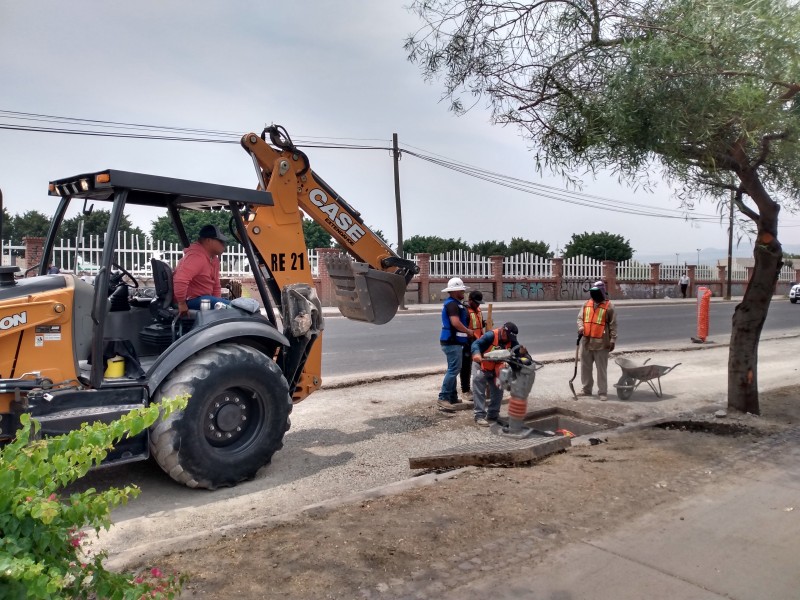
left=482, top=347, right=544, bottom=438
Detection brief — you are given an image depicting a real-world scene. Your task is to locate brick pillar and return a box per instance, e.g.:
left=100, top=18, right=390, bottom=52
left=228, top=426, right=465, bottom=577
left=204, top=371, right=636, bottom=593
left=795, top=268, right=800, bottom=284
left=490, top=255, right=504, bottom=301
left=745, top=266, right=754, bottom=284
left=315, top=247, right=340, bottom=306
left=687, top=265, right=697, bottom=297
left=649, top=263, right=661, bottom=299
left=417, top=253, right=431, bottom=303
left=552, top=257, right=563, bottom=296
left=603, top=260, right=617, bottom=299
left=24, top=236, right=45, bottom=276
left=650, top=263, right=661, bottom=285
left=717, top=265, right=727, bottom=298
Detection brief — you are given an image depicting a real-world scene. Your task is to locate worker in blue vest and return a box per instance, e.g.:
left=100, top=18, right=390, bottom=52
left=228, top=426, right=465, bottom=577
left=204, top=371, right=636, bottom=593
left=438, top=277, right=471, bottom=411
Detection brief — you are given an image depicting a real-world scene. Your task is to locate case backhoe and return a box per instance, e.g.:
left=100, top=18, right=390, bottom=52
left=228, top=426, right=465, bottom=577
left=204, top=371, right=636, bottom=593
left=0, top=125, right=418, bottom=489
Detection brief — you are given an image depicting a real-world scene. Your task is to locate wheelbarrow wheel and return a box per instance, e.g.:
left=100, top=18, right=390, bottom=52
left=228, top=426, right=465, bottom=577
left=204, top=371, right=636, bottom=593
left=616, top=374, right=636, bottom=400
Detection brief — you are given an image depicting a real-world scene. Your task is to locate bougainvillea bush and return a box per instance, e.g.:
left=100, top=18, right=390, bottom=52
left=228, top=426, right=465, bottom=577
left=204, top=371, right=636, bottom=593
left=0, top=397, right=188, bottom=599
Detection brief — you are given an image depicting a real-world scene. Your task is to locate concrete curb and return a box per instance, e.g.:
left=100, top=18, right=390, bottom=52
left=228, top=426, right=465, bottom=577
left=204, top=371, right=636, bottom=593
left=106, top=466, right=473, bottom=571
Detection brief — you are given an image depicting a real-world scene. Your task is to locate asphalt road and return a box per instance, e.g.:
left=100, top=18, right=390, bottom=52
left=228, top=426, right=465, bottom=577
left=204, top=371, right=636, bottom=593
left=321, top=300, right=800, bottom=377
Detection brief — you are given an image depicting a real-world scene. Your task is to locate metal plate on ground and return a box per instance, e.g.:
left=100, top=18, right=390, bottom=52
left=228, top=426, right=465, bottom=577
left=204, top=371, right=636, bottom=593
left=408, top=435, right=571, bottom=470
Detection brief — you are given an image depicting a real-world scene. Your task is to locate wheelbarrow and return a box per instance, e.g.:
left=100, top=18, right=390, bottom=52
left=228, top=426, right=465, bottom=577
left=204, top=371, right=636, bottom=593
left=613, top=357, right=681, bottom=400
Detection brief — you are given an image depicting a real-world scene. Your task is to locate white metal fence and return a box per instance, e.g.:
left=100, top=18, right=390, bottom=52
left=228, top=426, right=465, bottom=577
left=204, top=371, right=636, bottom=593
left=2, top=234, right=317, bottom=278
left=503, top=253, right=553, bottom=279
left=562, top=255, right=603, bottom=280
left=3, top=236, right=797, bottom=283
left=618, top=260, right=654, bottom=281
left=428, top=250, right=493, bottom=279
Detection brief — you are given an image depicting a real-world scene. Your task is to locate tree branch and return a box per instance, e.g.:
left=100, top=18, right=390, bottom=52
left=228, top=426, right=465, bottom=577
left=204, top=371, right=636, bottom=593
left=752, top=132, right=788, bottom=169
left=734, top=189, right=760, bottom=222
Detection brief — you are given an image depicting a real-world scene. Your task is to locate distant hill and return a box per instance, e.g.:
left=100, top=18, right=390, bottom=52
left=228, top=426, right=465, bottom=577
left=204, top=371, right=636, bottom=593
left=635, top=243, right=800, bottom=265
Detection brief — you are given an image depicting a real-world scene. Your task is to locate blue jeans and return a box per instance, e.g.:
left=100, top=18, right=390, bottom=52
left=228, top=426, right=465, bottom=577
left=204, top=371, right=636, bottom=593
left=473, top=366, right=503, bottom=420
left=187, top=295, right=230, bottom=310
left=439, top=344, right=464, bottom=401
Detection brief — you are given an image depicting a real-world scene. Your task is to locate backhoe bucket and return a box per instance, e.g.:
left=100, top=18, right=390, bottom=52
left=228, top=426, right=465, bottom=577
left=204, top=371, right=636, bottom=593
left=324, top=255, right=406, bottom=325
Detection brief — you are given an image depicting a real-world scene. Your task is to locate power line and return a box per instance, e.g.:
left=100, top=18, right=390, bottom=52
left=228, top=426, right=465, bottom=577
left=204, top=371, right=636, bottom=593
left=2, top=108, right=795, bottom=225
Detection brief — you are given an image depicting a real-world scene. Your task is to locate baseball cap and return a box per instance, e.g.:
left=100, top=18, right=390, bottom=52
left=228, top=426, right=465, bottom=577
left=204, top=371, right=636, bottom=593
left=198, top=224, right=228, bottom=244
left=502, top=321, right=518, bottom=343
left=468, top=290, right=484, bottom=304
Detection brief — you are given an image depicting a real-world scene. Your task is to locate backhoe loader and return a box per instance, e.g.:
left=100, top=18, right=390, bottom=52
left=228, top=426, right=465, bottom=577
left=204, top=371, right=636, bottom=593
left=0, top=125, right=418, bottom=489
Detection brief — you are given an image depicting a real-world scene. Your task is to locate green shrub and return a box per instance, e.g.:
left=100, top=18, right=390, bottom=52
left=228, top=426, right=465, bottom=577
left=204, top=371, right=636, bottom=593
left=0, top=397, right=188, bottom=599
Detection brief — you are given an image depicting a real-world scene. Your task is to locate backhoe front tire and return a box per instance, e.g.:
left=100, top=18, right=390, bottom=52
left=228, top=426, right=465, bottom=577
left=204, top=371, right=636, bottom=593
left=150, top=344, right=292, bottom=489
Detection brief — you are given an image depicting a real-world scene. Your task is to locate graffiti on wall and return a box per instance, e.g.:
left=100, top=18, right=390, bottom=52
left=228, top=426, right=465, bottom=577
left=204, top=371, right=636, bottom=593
left=503, top=279, right=596, bottom=300
left=619, top=283, right=696, bottom=299
left=503, top=281, right=546, bottom=300
left=559, top=279, right=594, bottom=300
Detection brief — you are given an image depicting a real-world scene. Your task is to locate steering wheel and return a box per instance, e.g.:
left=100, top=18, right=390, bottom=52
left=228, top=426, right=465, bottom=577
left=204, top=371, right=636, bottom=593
left=111, top=263, right=139, bottom=288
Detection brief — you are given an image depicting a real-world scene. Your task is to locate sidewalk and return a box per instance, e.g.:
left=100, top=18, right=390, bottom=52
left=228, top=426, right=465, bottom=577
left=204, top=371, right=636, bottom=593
left=449, top=428, right=800, bottom=600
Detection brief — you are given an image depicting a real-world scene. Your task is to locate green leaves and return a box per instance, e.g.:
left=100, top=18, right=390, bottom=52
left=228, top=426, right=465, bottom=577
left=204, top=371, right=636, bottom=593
left=401, top=234, right=553, bottom=256
left=0, top=395, right=188, bottom=599
left=406, top=0, right=800, bottom=200
left=563, top=231, right=634, bottom=262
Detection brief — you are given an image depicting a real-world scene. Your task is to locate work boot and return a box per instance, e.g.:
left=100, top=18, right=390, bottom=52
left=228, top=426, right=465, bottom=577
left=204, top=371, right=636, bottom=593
left=577, top=390, right=593, bottom=397
left=437, top=399, right=457, bottom=412
left=475, top=418, right=490, bottom=427
left=598, top=393, right=608, bottom=401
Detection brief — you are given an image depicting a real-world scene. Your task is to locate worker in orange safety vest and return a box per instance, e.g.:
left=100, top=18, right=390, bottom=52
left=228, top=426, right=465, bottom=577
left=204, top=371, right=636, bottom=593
left=471, top=322, right=523, bottom=426
left=576, top=286, right=617, bottom=400
left=459, top=290, right=486, bottom=396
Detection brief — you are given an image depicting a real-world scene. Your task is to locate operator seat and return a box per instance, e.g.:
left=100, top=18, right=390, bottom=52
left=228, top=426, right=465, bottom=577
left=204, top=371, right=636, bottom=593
left=150, top=258, right=175, bottom=322
left=139, top=258, right=192, bottom=350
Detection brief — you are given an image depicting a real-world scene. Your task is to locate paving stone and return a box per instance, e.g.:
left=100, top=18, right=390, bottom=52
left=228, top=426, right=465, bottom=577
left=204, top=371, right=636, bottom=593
left=409, top=435, right=571, bottom=469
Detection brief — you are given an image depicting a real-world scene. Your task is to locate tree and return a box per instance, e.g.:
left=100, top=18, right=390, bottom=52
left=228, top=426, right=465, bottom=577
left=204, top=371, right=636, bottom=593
left=402, top=235, right=470, bottom=255
left=9, top=210, right=50, bottom=244
left=406, top=0, right=800, bottom=414
left=303, top=218, right=333, bottom=249
left=150, top=211, right=231, bottom=245
left=563, top=232, right=633, bottom=262
left=508, top=238, right=553, bottom=258
left=471, top=240, right=508, bottom=256
left=1, top=205, right=14, bottom=242
left=60, top=209, right=144, bottom=242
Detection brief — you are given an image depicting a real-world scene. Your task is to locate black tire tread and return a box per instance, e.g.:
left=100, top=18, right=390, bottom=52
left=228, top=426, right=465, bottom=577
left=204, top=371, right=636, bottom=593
left=150, top=344, right=292, bottom=489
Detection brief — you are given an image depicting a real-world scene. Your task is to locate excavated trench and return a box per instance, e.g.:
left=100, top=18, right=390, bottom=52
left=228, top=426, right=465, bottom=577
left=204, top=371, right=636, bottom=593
left=655, top=420, right=763, bottom=437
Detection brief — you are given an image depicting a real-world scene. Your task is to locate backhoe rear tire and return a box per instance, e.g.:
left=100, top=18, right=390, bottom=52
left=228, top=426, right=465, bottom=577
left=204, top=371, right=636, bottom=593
left=149, top=343, right=292, bottom=489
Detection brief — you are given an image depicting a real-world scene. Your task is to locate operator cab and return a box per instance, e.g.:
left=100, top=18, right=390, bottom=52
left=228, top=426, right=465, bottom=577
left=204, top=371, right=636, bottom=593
left=39, top=170, right=293, bottom=388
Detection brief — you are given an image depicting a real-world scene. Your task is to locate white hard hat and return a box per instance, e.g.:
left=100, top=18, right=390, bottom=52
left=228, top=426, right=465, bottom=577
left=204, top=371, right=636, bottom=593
left=442, top=277, right=468, bottom=292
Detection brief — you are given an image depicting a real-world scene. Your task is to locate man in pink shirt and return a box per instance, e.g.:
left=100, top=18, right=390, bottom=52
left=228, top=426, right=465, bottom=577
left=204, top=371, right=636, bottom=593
left=173, top=224, right=230, bottom=315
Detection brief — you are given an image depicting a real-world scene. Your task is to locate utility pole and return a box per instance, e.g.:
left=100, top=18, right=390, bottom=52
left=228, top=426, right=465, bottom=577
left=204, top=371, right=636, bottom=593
left=392, top=133, right=405, bottom=309
left=726, top=188, right=734, bottom=300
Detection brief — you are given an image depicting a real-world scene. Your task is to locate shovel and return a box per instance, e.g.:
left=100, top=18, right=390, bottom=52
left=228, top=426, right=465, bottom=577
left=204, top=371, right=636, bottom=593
left=568, top=333, right=583, bottom=399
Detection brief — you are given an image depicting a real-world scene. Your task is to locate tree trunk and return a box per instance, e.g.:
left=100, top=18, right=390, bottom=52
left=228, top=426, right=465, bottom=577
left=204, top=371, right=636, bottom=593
left=727, top=167, right=782, bottom=415
left=727, top=245, right=781, bottom=414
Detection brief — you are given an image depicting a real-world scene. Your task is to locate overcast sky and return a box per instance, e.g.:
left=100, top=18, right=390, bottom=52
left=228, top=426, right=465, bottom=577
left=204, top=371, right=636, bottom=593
left=2, top=1, right=796, bottom=262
